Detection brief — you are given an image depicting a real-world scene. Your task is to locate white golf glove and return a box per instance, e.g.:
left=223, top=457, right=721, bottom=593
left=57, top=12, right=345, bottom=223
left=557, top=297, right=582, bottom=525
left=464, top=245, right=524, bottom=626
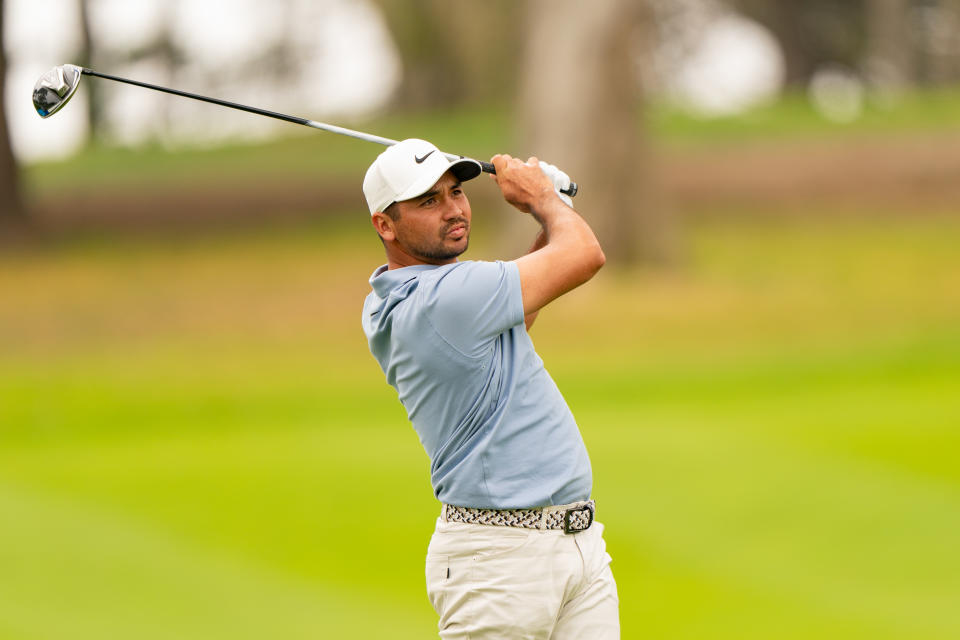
left=538, top=160, right=574, bottom=207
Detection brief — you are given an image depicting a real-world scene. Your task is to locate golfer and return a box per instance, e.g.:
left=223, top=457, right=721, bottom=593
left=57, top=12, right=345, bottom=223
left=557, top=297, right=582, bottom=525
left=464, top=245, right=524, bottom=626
left=361, top=138, right=619, bottom=639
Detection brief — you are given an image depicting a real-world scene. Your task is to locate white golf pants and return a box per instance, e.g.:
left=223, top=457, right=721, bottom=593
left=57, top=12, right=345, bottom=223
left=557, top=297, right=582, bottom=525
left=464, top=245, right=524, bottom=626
left=424, top=510, right=620, bottom=639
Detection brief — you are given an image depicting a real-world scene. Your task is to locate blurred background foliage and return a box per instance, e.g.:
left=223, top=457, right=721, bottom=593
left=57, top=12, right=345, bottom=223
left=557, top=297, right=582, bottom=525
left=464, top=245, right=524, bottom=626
left=1, top=1, right=959, bottom=639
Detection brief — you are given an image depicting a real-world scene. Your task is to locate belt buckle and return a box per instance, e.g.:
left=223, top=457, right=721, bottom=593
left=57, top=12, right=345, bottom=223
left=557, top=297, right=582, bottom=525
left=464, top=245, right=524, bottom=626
left=563, top=504, right=594, bottom=534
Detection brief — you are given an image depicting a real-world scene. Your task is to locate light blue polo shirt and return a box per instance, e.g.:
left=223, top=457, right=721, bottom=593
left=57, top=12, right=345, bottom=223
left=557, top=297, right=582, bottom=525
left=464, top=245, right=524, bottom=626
left=362, top=260, right=592, bottom=509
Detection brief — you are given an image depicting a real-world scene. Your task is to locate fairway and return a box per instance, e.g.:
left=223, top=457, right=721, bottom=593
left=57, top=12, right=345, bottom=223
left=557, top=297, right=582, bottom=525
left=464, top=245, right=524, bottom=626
left=1, top=216, right=959, bottom=639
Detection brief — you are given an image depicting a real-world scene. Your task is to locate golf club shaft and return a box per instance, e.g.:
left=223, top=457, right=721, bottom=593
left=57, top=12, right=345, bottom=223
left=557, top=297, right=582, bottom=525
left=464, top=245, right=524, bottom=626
left=80, top=68, right=579, bottom=197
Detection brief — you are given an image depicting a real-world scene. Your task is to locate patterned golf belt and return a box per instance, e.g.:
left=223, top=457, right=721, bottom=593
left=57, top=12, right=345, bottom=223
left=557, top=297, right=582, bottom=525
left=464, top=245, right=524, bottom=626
left=443, top=500, right=595, bottom=534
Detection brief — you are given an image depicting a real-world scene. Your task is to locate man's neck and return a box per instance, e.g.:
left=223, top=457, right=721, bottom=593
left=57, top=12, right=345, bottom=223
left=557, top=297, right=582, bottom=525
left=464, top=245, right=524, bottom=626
left=385, top=247, right=459, bottom=270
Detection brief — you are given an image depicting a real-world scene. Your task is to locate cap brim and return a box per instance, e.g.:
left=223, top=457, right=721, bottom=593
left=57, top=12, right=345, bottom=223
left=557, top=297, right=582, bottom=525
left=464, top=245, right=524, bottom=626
left=393, top=158, right=483, bottom=204
left=450, top=158, right=483, bottom=182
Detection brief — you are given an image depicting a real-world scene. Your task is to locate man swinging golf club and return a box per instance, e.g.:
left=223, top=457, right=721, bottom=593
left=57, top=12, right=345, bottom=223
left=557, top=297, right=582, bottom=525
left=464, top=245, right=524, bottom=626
left=362, top=138, right=619, bottom=639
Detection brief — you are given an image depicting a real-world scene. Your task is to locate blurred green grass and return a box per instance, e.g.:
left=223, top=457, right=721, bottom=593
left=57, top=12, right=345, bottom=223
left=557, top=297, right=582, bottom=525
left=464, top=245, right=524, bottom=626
left=2, top=207, right=959, bottom=638
left=650, top=88, right=960, bottom=147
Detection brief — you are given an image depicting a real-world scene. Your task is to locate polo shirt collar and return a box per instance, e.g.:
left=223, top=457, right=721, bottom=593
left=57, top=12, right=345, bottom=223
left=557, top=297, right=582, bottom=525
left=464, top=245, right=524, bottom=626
left=369, top=264, right=439, bottom=299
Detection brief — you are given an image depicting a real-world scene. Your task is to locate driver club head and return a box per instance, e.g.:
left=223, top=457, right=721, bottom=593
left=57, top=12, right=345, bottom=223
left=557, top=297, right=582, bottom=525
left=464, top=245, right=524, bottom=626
left=33, top=64, right=83, bottom=118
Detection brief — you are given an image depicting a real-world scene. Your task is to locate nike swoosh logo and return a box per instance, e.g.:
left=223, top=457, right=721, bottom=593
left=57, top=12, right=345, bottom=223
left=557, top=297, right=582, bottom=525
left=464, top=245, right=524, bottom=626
left=414, top=150, right=435, bottom=164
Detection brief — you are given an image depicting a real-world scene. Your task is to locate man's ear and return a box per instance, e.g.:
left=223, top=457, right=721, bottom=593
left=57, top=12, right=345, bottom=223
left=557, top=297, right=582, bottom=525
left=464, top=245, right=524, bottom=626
left=371, top=212, right=396, bottom=242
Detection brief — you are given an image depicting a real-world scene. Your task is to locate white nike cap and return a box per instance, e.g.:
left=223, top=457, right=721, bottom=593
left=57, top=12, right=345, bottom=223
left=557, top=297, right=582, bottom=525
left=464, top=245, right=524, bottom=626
left=362, top=138, right=483, bottom=215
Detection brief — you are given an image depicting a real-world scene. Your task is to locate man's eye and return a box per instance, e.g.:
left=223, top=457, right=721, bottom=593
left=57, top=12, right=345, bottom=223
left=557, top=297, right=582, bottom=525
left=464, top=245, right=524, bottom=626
left=420, top=198, right=436, bottom=207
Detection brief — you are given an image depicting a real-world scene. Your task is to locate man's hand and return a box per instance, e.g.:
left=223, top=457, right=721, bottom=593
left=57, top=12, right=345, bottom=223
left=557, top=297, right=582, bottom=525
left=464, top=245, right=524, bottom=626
left=490, top=155, right=559, bottom=216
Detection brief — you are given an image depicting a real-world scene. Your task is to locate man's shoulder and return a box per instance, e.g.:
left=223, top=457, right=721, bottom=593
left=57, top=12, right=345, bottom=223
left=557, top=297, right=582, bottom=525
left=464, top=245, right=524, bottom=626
left=417, top=260, right=519, bottom=307
left=366, top=259, right=524, bottom=357
left=421, top=260, right=524, bottom=342
left=421, top=259, right=516, bottom=287
left=366, top=259, right=520, bottom=320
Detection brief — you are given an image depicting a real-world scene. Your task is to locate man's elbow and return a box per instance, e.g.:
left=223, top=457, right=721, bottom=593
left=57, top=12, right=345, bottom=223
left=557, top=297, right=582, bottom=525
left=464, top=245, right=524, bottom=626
left=593, top=245, right=606, bottom=272
left=571, top=244, right=605, bottom=287
left=586, top=242, right=606, bottom=278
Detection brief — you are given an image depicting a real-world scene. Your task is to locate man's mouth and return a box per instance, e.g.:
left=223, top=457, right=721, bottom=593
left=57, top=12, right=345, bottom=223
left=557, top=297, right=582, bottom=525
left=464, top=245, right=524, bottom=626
left=445, top=223, right=468, bottom=240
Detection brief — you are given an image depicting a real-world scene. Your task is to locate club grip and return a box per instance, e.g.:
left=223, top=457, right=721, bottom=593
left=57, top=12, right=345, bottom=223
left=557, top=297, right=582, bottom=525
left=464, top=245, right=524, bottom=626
left=478, top=160, right=579, bottom=198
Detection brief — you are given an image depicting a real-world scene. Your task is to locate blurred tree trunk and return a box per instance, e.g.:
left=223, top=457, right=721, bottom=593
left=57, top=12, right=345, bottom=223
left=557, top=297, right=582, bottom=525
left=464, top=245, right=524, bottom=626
left=733, top=1, right=818, bottom=86
left=864, top=0, right=915, bottom=89
left=0, top=0, right=25, bottom=226
left=517, top=0, right=674, bottom=266
left=77, top=0, right=105, bottom=140
left=933, top=0, right=960, bottom=83
left=916, top=0, right=960, bottom=85
left=370, top=0, right=523, bottom=108
left=148, top=6, right=183, bottom=141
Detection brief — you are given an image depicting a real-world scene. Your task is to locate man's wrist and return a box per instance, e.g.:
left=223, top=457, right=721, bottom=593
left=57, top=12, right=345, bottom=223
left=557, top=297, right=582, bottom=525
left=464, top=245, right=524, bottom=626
left=528, top=190, right=569, bottom=226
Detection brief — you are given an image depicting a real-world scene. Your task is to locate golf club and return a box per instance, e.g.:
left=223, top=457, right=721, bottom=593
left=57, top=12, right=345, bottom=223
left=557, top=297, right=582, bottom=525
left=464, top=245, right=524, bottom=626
left=32, top=64, right=579, bottom=197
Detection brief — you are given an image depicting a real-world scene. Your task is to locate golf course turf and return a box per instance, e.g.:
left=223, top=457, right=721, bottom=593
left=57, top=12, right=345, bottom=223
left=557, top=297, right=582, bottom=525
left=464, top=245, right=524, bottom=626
left=2, top=210, right=958, bottom=638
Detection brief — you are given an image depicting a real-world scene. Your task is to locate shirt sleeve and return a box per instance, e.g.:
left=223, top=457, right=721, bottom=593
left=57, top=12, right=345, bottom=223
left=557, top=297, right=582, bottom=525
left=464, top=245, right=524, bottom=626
left=421, top=260, right=525, bottom=356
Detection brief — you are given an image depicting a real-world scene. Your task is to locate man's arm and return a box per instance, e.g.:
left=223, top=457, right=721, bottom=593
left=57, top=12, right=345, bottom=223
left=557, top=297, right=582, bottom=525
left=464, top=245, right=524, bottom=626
left=492, top=154, right=605, bottom=318
left=522, top=228, right=548, bottom=330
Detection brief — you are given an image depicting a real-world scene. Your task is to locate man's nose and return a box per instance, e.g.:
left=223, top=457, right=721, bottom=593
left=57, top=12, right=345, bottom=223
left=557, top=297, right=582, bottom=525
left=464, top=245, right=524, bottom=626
left=441, top=197, right=463, bottom=218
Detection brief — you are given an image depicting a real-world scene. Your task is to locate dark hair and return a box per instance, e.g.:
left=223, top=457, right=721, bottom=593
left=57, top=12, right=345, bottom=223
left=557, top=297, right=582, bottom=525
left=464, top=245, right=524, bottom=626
left=375, top=202, right=400, bottom=245
left=383, top=202, right=400, bottom=221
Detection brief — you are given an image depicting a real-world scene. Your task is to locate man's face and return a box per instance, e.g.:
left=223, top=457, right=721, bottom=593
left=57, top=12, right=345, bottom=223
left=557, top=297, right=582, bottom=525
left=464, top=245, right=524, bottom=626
left=377, top=172, right=472, bottom=265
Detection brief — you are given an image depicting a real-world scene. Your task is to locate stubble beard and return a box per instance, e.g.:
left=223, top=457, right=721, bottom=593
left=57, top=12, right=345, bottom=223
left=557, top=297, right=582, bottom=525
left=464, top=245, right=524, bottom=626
left=404, top=219, right=470, bottom=262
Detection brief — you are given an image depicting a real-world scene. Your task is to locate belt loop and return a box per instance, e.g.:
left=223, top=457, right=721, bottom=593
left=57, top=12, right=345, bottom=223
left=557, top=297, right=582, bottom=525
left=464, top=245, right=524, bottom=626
left=440, top=504, right=448, bottom=523
left=539, top=507, right=548, bottom=531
